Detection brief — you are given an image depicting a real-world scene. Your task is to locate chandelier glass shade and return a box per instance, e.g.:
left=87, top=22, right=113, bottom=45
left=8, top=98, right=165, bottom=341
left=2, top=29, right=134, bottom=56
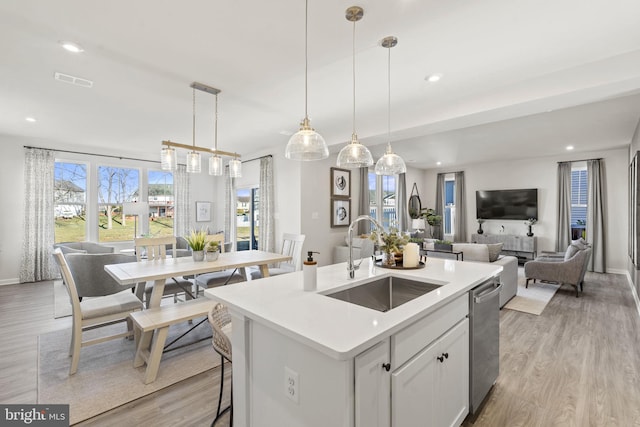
left=229, top=157, right=242, bottom=178
left=160, top=146, right=177, bottom=171
left=209, top=155, right=223, bottom=176
left=337, top=6, right=373, bottom=169
left=285, top=0, right=329, bottom=161
left=186, top=151, right=201, bottom=173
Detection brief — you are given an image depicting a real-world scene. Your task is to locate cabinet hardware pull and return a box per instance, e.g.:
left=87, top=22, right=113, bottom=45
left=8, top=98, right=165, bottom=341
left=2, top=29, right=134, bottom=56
left=382, top=363, right=391, bottom=372
left=443, top=352, right=449, bottom=359
left=437, top=355, right=444, bottom=363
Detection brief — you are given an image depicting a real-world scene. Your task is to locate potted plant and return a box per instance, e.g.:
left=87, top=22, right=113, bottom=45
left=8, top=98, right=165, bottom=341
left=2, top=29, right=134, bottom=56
left=524, top=218, right=537, bottom=237
left=205, top=240, right=220, bottom=262
left=477, top=218, right=486, bottom=235
left=421, top=208, right=442, bottom=239
left=370, top=227, right=409, bottom=266
left=184, top=228, right=207, bottom=261
left=434, top=239, right=453, bottom=251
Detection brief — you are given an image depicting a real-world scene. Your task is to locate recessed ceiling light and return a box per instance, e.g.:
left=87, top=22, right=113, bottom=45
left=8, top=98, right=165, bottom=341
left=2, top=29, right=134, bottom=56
left=425, top=73, right=442, bottom=83
left=566, top=145, right=574, bottom=150
left=25, top=117, right=36, bottom=122
left=436, top=161, right=442, bottom=166
left=59, top=41, right=84, bottom=53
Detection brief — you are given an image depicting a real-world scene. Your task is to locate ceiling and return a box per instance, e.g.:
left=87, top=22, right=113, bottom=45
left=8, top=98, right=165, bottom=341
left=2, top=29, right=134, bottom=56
left=2, top=0, right=640, bottom=170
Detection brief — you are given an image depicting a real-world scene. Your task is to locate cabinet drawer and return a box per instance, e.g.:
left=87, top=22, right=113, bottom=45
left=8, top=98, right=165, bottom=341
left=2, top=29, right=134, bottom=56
left=392, top=294, right=468, bottom=368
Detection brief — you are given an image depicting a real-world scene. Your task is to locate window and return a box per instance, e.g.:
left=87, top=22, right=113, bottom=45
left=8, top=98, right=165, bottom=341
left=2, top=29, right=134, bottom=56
left=97, top=166, right=140, bottom=242
left=443, top=177, right=456, bottom=237
left=54, top=162, right=87, bottom=243
left=237, top=187, right=259, bottom=251
left=369, top=172, right=397, bottom=231
left=148, top=170, right=174, bottom=238
left=571, top=165, right=588, bottom=240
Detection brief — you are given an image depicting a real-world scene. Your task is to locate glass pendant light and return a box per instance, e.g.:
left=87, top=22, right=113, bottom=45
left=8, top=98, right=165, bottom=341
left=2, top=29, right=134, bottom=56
left=186, top=86, right=201, bottom=173
left=209, top=92, right=224, bottom=176
left=375, top=36, right=406, bottom=175
left=160, top=146, right=177, bottom=171
left=285, top=0, right=329, bottom=161
left=229, top=155, right=242, bottom=178
left=337, top=6, right=373, bottom=169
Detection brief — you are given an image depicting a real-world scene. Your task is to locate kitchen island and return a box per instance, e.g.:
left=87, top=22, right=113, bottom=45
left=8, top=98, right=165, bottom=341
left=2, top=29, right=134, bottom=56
left=205, top=257, right=502, bottom=427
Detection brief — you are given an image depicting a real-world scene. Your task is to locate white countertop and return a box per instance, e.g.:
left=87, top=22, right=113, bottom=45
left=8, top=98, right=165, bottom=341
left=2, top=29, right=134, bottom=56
left=204, top=258, right=502, bottom=360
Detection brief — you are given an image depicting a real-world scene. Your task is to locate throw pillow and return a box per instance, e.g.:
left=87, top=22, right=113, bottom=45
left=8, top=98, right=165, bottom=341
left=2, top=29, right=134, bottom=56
left=486, top=243, right=503, bottom=262
left=571, top=238, right=590, bottom=250
left=564, top=244, right=580, bottom=261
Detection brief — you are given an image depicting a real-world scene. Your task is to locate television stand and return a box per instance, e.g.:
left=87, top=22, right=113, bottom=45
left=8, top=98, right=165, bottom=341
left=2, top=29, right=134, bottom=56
left=471, top=233, right=537, bottom=263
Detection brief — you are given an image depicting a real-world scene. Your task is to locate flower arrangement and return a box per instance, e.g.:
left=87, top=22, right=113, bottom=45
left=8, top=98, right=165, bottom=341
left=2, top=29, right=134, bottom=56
left=184, top=228, right=207, bottom=251
left=524, top=218, right=537, bottom=226
left=370, top=227, right=409, bottom=256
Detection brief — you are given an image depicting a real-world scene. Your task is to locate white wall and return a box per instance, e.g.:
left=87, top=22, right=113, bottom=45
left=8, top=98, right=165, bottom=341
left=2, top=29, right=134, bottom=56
left=423, top=148, right=628, bottom=273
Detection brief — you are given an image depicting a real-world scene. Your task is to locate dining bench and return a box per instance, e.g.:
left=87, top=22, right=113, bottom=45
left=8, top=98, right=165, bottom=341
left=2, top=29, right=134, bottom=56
left=130, top=298, right=217, bottom=384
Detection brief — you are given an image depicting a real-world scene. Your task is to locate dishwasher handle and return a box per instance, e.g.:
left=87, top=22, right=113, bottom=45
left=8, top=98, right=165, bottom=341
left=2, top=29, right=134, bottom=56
left=474, top=282, right=503, bottom=304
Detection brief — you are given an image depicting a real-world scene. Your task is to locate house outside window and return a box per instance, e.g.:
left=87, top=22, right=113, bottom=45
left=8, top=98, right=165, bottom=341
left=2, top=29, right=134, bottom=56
left=54, top=162, right=87, bottom=243
left=237, top=187, right=259, bottom=251
left=571, top=165, right=588, bottom=240
left=147, top=170, right=174, bottom=238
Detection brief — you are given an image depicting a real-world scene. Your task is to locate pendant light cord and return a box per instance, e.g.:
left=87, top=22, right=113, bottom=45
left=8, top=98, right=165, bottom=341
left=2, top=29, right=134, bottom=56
left=214, top=93, right=218, bottom=151
left=192, top=86, right=196, bottom=148
left=352, top=18, right=356, bottom=136
left=304, top=0, right=309, bottom=120
left=387, top=44, right=391, bottom=144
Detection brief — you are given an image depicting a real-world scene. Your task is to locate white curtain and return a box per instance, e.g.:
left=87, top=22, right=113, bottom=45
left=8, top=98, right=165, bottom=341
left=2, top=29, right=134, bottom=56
left=587, top=159, right=606, bottom=273
left=174, top=164, right=191, bottom=238
left=556, top=162, right=572, bottom=252
left=20, top=148, right=56, bottom=282
left=453, top=171, right=466, bottom=242
left=224, top=167, right=237, bottom=251
left=258, top=156, right=275, bottom=253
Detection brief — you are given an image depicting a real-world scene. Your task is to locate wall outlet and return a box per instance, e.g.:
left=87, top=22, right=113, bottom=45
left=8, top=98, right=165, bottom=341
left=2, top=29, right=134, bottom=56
left=284, top=367, right=299, bottom=404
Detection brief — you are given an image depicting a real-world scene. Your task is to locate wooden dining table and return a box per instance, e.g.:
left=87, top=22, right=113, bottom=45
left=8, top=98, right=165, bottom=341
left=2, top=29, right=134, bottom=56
left=104, top=250, right=292, bottom=309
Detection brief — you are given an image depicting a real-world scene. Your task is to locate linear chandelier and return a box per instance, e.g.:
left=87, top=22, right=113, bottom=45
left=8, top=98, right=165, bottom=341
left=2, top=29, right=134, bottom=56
left=160, top=82, right=242, bottom=177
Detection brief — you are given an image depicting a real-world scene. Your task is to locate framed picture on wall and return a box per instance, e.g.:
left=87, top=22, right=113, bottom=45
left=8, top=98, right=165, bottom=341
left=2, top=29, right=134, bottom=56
left=330, top=167, right=350, bottom=198
left=331, top=199, right=351, bottom=228
left=196, top=201, right=211, bottom=222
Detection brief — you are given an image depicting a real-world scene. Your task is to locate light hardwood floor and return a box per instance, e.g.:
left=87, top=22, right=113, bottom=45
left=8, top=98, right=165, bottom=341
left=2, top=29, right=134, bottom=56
left=2, top=271, right=639, bottom=426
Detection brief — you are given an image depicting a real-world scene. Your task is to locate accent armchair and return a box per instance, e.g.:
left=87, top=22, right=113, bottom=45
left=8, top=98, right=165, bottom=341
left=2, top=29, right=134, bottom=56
left=524, top=247, right=592, bottom=297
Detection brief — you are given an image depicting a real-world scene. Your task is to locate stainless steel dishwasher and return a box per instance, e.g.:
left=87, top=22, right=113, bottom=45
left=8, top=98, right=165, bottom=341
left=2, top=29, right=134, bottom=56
left=469, top=278, right=502, bottom=415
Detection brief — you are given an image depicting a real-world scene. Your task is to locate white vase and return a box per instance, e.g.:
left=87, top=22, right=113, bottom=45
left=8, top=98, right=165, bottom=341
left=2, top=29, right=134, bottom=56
left=192, top=250, right=205, bottom=262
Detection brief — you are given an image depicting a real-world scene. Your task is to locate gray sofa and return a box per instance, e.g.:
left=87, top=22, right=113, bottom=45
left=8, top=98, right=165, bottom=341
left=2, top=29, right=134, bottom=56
left=333, top=237, right=375, bottom=264
left=425, top=241, right=518, bottom=308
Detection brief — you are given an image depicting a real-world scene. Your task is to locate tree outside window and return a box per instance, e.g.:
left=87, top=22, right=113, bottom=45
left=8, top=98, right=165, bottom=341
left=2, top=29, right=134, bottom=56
left=98, top=166, right=139, bottom=242
left=54, top=162, right=87, bottom=243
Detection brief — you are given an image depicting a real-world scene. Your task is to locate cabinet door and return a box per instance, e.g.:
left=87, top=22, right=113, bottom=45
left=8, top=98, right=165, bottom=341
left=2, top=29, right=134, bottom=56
left=355, top=339, right=390, bottom=427
left=391, top=339, right=439, bottom=427
left=437, top=319, right=469, bottom=427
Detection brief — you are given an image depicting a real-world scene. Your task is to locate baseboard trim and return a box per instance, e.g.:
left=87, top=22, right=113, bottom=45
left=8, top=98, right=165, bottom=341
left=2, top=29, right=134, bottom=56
left=0, top=278, right=19, bottom=286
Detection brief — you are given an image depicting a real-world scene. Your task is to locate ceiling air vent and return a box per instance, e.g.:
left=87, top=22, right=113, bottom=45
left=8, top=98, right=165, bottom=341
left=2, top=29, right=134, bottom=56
left=54, top=72, right=93, bottom=88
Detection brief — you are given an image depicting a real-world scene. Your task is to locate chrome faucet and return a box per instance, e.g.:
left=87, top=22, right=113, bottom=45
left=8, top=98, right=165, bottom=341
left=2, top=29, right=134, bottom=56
left=347, top=215, right=384, bottom=279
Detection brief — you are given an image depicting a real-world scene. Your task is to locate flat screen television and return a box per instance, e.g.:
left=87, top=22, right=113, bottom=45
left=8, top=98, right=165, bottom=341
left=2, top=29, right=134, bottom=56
left=476, top=188, right=538, bottom=220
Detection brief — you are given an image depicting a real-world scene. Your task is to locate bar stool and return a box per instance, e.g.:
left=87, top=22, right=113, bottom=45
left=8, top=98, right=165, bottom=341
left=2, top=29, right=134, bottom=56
left=208, top=303, right=233, bottom=426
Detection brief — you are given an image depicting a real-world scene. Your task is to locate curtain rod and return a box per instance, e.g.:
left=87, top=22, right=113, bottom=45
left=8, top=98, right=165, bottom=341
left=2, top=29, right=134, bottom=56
left=437, top=170, right=464, bottom=175
left=23, top=145, right=159, bottom=164
left=558, top=157, right=603, bottom=163
left=241, top=154, right=272, bottom=164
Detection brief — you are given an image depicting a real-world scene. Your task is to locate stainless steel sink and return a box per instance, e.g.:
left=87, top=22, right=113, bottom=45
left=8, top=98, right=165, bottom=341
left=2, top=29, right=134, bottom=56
left=324, top=276, right=442, bottom=312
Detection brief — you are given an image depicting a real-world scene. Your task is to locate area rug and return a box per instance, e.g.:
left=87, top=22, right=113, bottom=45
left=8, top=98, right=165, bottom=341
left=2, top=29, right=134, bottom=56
left=53, top=280, right=71, bottom=318
left=38, top=318, right=218, bottom=425
left=504, top=273, right=560, bottom=315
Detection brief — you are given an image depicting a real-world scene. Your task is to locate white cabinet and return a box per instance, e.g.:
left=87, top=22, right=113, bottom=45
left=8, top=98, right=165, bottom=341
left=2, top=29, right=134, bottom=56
left=355, top=296, right=469, bottom=427
left=355, top=339, right=391, bottom=427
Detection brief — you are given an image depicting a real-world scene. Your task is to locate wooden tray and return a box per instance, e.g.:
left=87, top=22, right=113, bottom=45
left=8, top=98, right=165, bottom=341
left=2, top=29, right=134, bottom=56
left=375, top=261, right=425, bottom=270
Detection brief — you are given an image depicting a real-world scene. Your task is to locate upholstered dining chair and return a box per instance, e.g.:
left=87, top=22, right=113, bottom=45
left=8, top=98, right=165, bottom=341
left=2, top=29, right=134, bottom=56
left=208, top=303, right=233, bottom=426
left=194, top=233, right=246, bottom=294
left=249, top=233, right=306, bottom=280
left=134, top=236, right=195, bottom=307
left=52, top=249, right=143, bottom=375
